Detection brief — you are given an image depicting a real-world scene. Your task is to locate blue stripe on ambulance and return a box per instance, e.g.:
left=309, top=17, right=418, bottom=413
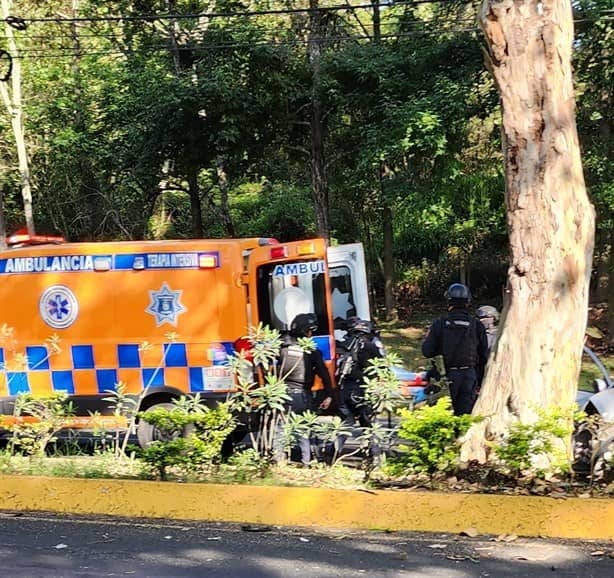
left=313, top=336, right=332, bottom=361
left=0, top=342, right=235, bottom=396
left=0, top=251, right=220, bottom=274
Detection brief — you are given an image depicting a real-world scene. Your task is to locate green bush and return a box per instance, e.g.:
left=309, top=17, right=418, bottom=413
left=493, top=407, right=574, bottom=477
left=387, top=397, right=478, bottom=476
left=136, top=399, right=236, bottom=480
left=5, top=392, right=74, bottom=456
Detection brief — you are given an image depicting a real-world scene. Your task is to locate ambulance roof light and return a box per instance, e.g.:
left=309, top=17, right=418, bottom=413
left=199, top=253, right=219, bottom=268
left=297, top=241, right=316, bottom=256
left=258, top=237, right=279, bottom=246
left=7, top=233, right=66, bottom=247
left=270, top=245, right=288, bottom=260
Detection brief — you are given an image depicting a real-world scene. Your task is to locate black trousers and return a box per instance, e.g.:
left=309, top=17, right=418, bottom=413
left=447, top=368, right=478, bottom=415
left=338, top=384, right=372, bottom=428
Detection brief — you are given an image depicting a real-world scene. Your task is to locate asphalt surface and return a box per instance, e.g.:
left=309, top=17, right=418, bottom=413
left=0, top=512, right=612, bottom=577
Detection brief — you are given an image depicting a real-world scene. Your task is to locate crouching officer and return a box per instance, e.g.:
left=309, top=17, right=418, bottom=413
left=422, top=283, right=488, bottom=415
left=278, top=313, right=333, bottom=466
left=335, top=317, right=383, bottom=457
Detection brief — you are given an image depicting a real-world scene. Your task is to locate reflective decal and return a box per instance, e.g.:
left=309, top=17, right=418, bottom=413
left=39, top=285, right=79, bottom=329
left=146, top=282, right=186, bottom=327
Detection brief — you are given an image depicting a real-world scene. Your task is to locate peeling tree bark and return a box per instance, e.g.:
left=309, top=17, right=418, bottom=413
left=461, top=0, right=596, bottom=463
left=1, top=0, right=35, bottom=235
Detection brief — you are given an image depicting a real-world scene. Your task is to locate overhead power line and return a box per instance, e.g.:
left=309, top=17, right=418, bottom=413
left=2, top=14, right=610, bottom=56
left=4, top=1, right=472, bottom=25
left=10, top=15, right=610, bottom=61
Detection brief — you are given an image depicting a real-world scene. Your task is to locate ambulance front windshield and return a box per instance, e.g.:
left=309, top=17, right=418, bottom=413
left=256, top=260, right=329, bottom=336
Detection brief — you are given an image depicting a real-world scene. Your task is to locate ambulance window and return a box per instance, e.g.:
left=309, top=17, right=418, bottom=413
left=256, top=261, right=329, bottom=335
left=329, top=265, right=357, bottom=326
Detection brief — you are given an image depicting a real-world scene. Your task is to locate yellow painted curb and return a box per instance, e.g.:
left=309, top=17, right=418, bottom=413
left=1, top=475, right=613, bottom=540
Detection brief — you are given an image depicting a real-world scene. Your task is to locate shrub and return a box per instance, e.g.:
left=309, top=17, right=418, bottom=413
left=387, top=397, right=478, bottom=476
left=136, top=399, right=236, bottom=480
left=5, top=392, right=74, bottom=456
left=493, top=407, right=575, bottom=477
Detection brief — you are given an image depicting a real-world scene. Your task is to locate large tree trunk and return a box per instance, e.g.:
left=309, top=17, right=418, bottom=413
left=308, top=0, right=330, bottom=241
left=462, top=0, right=595, bottom=463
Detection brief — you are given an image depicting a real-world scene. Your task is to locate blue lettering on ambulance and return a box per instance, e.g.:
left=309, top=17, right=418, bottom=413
left=272, top=260, right=325, bottom=277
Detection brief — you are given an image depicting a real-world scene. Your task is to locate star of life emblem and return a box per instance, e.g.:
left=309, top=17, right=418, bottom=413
left=146, top=282, right=186, bottom=327
left=39, top=285, right=79, bottom=329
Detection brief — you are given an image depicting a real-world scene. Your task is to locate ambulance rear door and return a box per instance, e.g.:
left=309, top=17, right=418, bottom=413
left=326, top=243, right=371, bottom=340
left=246, top=239, right=332, bottom=337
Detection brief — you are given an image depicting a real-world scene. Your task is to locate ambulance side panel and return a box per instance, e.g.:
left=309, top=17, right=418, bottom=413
left=0, top=241, right=249, bottom=414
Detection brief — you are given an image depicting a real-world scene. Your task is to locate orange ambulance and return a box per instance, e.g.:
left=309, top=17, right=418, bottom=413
left=0, top=235, right=358, bottom=444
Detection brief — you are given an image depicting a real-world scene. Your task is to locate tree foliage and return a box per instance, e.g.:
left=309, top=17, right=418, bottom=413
left=0, top=0, right=610, bottom=308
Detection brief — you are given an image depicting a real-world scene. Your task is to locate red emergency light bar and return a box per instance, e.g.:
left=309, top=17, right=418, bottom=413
left=270, top=245, right=288, bottom=259
left=7, top=233, right=66, bottom=247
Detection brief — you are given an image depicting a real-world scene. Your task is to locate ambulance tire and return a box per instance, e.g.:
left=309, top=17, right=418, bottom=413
left=137, top=402, right=180, bottom=448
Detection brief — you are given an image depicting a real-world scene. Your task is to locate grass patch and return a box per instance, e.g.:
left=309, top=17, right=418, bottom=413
left=0, top=452, right=368, bottom=489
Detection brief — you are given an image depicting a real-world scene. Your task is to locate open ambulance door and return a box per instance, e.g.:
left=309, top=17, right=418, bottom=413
left=326, top=243, right=371, bottom=341
left=245, top=239, right=333, bottom=338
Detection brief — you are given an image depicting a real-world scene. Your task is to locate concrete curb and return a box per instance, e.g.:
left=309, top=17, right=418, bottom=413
left=1, top=475, right=613, bottom=540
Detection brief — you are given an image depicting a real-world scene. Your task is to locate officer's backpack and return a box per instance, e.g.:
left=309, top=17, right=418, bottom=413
left=442, top=315, right=478, bottom=368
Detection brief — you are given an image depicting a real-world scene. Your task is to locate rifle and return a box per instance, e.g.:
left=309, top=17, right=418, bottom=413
left=335, top=335, right=360, bottom=390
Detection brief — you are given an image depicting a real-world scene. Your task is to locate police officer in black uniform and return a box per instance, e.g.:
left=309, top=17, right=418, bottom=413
left=278, top=313, right=333, bottom=466
left=335, top=317, right=383, bottom=456
left=422, top=284, right=488, bottom=415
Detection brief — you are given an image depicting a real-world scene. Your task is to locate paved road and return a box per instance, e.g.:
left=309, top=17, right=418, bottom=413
left=0, top=512, right=612, bottom=577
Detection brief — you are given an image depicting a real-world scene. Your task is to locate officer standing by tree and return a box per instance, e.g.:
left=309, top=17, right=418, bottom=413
left=476, top=305, right=500, bottom=354
left=422, top=284, right=489, bottom=415
left=278, top=313, right=333, bottom=466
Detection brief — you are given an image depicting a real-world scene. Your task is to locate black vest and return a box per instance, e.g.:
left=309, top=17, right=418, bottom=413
left=442, top=314, right=478, bottom=368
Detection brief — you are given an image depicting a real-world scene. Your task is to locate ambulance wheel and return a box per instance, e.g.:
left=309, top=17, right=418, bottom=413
left=137, top=402, right=180, bottom=448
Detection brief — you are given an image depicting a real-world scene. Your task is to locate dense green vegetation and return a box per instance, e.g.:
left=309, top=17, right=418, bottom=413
left=0, top=1, right=611, bottom=315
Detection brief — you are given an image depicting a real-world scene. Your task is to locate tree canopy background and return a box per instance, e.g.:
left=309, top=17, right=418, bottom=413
left=0, top=0, right=611, bottom=318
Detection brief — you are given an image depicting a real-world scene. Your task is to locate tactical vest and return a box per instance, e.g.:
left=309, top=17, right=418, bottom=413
left=442, top=315, right=478, bottom=368
left=279, top=343, right=307, bottom=386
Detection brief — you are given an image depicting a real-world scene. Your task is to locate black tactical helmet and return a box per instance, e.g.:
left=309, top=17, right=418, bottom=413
left=476, top=305, right=499, bottom=320
left=346, top=316, right=372, bottom=335
left=290, top=313, right=318, bottom=337
left=445, top=283, right=472, bottom=306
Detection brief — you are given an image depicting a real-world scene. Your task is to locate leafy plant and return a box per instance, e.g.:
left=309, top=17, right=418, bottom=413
left=388, top=397, right=478, bottom=477
left=493, top=406, right=576, bottom=477
left=136, top=399, right=236, bottom=481
left=5, top=392, right=74, bottom=457
left=225, top=448, right=271, bottom=483
left=228, top=325, right=293, bottom=461
left=363, top=353, right=406, bottom=416
left=101, top=381, right=140, bottom=457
